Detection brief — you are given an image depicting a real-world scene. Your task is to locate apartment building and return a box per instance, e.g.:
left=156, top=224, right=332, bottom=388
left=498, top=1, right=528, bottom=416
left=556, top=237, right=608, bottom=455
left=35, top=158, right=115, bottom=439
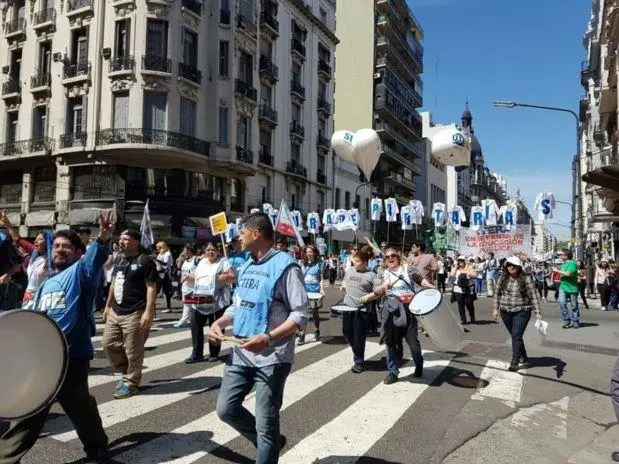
left=334, top=0, right=424, bottom=244
left=533, top=220, right=554, bottom=255
left=0, top=0, right=337, bottom=241
left=579, top=0, right=619, bottom=259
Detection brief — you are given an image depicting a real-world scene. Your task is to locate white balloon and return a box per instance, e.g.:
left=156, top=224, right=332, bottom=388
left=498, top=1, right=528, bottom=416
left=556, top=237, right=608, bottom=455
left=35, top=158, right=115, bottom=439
left=431, top=128, right=471, bottom=167
left=352, top=128, right=382, bottom=181
left=331, top=130, right=357, bottom=165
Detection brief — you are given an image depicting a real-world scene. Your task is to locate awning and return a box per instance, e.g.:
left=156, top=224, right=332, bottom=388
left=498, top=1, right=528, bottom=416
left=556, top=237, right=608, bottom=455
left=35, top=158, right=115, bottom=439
left=582, top=166, right=619, bottom=192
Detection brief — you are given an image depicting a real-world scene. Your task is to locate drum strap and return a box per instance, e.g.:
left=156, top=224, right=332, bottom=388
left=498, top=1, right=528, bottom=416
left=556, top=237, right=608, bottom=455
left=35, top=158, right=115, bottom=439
left=385, top=270, right=416, bottom=294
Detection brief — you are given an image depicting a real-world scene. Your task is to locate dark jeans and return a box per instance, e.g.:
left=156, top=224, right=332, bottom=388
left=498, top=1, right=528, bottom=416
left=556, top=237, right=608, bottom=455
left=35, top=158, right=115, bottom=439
left=0, top=359, right=107, bottom=464
left=159, top=274, right=173, bottom=309
left=500, top=309, right=531, bottom=362
left=454, top=292, right=475, bottom=323
left=190, top=308, right=225, bottom=359
left=579, top=281, right=589, bottom=308
left=598, top=283, right=611, bottom=308
left=217, top=362, right=291, bottom=464
left=436, top=273, right=446, bottom=293
left=342, top=311, right=368, bottom=364
left=385, top=318, right=423, bottom=375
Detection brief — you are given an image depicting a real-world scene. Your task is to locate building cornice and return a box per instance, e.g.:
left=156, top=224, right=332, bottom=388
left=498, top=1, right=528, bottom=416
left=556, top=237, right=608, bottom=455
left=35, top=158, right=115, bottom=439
left=288, top=0, right=339, bottom=45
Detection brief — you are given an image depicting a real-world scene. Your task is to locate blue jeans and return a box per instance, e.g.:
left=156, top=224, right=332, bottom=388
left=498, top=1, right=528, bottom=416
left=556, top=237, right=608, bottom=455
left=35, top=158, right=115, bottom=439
left=475, top=277, right=483, bottom=294
left=559, top=290, right=580, bottom=325
left=500, top=309, right=531, bottom=361
left=610, top=291, right=619, bottom=310
left=216, top=362, right=291, bottom=464
left=385, top=319, right=423, bottom=375
left=342, top=312, right=368, bottom=364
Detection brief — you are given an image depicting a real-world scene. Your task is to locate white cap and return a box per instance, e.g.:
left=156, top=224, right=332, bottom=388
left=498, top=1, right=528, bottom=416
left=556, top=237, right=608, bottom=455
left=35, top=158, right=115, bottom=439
left=506, top=256, right=522, bottom=267
left=457, top=255, right=466, bottom=261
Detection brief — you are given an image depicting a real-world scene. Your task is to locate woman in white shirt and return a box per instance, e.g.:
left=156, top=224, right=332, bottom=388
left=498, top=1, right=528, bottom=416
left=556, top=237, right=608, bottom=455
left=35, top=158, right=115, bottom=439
left=175, top=243, right=201, bottom=329
left=450, top=256, right=478, bottom=324
left=184, top=241, right=235, bottom=363
left=155, top=241, right=174, bottom=310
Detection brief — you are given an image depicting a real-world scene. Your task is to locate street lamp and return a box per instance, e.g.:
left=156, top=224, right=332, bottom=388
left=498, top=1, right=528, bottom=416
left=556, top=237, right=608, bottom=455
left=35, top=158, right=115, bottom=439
left=492, top=100, right=582, bottom=256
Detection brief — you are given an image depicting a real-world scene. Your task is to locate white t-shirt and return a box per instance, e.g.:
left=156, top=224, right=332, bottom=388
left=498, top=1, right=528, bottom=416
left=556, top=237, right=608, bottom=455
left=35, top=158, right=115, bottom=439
left=181, top=257, right=200, bottom=296
left=382, top=265, right=415, bottom=305
left=22, top=255, right=47, bottom=309
left=192, top=258, right=231, bottom=314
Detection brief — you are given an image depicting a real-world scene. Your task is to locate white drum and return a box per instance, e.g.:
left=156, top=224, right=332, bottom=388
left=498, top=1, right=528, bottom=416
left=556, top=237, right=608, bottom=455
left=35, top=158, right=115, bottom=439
left=0, top=310, right=69, bottom=420
left=307, top=292, right=323, bottom=310
left=330, top=304, right=359, bottom=317
left=409, top=289, right=464, bottom=350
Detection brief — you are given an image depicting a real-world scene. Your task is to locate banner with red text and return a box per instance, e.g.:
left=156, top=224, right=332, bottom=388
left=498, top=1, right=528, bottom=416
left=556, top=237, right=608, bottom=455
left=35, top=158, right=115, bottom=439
left=458, top=225, right=532, bottom=259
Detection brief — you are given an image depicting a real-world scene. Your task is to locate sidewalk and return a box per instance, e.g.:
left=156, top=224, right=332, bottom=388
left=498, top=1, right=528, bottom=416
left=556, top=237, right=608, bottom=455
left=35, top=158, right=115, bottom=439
left=567, top=424, right=619, bottom=464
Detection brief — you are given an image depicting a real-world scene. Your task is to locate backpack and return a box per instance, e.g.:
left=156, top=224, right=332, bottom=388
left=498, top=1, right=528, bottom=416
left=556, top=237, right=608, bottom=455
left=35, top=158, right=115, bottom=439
left=457, top=273, right=471, bottom=294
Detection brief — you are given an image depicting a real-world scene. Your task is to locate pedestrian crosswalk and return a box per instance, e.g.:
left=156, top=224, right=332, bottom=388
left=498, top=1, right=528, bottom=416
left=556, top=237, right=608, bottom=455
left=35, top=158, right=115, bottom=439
left=30, top=321, right=570, bottom=464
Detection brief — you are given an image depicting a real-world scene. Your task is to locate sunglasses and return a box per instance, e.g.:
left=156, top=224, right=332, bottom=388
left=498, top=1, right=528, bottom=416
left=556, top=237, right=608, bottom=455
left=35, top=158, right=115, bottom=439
left=385, top=254, right=398, bottom=259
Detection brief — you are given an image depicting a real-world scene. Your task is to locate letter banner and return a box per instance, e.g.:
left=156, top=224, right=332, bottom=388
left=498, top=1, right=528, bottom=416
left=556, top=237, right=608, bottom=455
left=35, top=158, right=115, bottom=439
left=458, top=225, right=532, bottom=259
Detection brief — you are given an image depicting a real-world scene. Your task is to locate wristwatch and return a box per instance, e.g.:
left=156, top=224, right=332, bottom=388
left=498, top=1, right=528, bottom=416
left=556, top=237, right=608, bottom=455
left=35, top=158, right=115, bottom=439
left=265, top=332, right=275, bottom=347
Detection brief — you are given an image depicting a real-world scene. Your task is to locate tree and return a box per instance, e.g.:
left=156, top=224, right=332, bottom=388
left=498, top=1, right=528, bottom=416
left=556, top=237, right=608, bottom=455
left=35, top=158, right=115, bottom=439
left=554, top=241, right=570, bottom=252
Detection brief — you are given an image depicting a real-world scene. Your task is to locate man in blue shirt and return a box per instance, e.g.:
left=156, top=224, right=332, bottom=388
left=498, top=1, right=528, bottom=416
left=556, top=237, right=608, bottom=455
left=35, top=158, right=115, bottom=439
left=0, top=212, right=114, bottom=464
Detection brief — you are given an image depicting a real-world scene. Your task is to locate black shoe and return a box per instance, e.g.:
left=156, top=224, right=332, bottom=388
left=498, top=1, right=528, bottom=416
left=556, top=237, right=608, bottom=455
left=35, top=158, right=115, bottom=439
left=279, top=434, right=287, bottom=451
left=383, top=373, right=398, bottom=385
left=519, top=357, right=531, bottom=368
left=207, top=356, right=219, bottom=362
left=612, top=451, right=619, bottom=462
left=413, top=362, right=423, bottom=378
left=184, top=355, right=204, bottom=364
left=351, top=363, right=364, bottom=373
left=508, top=359, right=519, bottom=372
left=562, top=323, right=572, bottom=329
left=81, top=447, right=109, bottom=463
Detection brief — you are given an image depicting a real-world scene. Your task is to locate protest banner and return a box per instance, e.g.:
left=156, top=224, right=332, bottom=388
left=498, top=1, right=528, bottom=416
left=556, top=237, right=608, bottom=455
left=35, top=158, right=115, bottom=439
left=458, top=225, right=532, bottom=259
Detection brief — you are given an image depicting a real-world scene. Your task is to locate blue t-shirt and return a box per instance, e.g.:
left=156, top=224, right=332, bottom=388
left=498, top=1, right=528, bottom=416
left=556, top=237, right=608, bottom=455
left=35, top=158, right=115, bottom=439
left=301, top=260, right=323, bottom=293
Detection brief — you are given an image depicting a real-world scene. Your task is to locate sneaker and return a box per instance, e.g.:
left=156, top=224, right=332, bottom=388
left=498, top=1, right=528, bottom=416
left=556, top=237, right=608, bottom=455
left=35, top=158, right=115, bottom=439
left=519, top=357, right=531, bottom=368
left=572, top=324, right=580, bottom=329
left=562, top=323, right=572, bottom=329
left=314, top=330, right=321, bottom=342
left=413, top=362, right=423, bottom=378
left=80, top=447, right=109, bottom=463
left=351, top=363, right=364, bottom=373
left=297, top=334, right=306, bottom=345
left=184, top=355, right=204, bottom=364
left=383, top=373, right=398, bottom=385
left=207, top=356, right=219, bottom=362
left=173, top=321, right=190, bottom=329
left=114, top=382, right=138, bottom=399
left=508, top=359, right=519, bottom=372
left=602, top=306, right=608, bottom=311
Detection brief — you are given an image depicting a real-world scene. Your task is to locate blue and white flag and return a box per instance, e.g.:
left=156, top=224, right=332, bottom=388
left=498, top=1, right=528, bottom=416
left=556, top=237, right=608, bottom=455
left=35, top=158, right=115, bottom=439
left=140, top=199, right=154, bottom=249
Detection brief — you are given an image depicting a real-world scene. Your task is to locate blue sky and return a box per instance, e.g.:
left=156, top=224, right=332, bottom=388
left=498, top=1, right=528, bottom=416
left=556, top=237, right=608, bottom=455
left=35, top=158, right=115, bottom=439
left=410, top=0, right=591, bottom=240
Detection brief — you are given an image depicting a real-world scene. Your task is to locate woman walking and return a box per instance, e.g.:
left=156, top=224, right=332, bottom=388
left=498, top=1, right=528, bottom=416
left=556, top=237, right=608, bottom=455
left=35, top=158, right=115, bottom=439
left=176, top=243, right=201, bottom=329
left=451, top=256, right=477, bottom=324
left=577, top=260, right=590, bottom=309
left=595, top=258, right=614, bottom=311
left=492, top=256, right=543, bottom=372
left=298, top=244, right=324, bottom=344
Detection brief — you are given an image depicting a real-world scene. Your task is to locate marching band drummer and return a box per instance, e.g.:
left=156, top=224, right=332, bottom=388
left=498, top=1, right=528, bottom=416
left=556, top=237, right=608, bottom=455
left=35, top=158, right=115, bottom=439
left=371, top=247, right=434, bottom=385
left=297, top=244, right=324, bottom=344
left=340, top=245, right=381, bottom=374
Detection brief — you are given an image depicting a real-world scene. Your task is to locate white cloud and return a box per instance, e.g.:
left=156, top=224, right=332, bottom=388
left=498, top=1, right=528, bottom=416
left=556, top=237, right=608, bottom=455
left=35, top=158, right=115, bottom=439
left=503, top=171, right=574, bottom=240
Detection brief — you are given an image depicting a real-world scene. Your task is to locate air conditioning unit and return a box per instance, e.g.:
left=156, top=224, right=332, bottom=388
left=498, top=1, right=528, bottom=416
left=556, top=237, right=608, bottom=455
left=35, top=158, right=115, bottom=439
left=102, top=47, right=111, bottom=59
left=52, top=52, right=63, bottom=62
left=1, top=66, right=8, bottom=74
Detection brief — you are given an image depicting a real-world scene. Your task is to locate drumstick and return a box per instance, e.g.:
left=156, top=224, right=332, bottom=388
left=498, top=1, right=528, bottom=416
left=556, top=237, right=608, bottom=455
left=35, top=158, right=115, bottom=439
left=221, top=335, right=247, bottom=344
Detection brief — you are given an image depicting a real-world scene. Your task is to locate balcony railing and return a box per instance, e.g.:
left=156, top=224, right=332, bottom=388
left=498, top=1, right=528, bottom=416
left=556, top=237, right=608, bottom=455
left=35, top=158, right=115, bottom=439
left=259, top=55, right=278, bottom=80
left=317, top=97, right=331, bottom=115
left=109, top=55, right=135, bottom=73
left=290, top=121, right=305, bottom=139
left=95, top=128, right=210, bottom=156
left=316, top=170, right=327, bottom=184
left=260, top=11, right=279, bottom=34
left=220, top=9, right=230, bottom=24
left=179, top=62, right=202, bottom=84
left=291, top=38, right=306, bottom=58
left=182, top=0, right=202, bottom=15
left=237, top=14, right=256, bottom=33
left=62, top=61, right=91, bottom=79
left=31, top=72, right=51, bottom=89
left=235, top=78, right=257, bottom=101
left=317, top=132, right=331, bottom=150
left=290, top=79, right=305, bottom=98
left=67, top=0, right=93, bottom=12
left=318, top=59, right=332, bottom=77
left=34, top=7, right=56, bottom=25
left=286, top=160, right=307, bottom=177
left=5, top=17, right=25, bottom=35
left=259, top=104, right=278, bottom=124
left=1, top=79, right=20, bottom=95
left=59, top=132, right=87, bottom=148
left=141, top=54, right=171, bottom=73
left=236, top=146, right=254, bottom=164
left=259, top=148, right=273, bottom=165
left=0, top=137, right=54, bottom=156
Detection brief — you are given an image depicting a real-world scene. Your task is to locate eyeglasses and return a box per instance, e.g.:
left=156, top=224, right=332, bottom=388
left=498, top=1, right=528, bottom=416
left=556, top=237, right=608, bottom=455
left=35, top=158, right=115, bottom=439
left=385, top=254, right=398, bottom=259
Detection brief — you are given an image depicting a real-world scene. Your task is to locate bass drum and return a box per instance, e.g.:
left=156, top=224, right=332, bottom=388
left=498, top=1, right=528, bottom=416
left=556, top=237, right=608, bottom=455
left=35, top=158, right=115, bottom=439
left=0, top=309, right=69, bottom=420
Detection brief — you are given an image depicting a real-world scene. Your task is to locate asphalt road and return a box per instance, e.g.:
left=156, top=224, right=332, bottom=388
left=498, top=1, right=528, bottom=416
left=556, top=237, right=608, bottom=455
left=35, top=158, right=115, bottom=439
left=18, top=285, right=619, bottom=464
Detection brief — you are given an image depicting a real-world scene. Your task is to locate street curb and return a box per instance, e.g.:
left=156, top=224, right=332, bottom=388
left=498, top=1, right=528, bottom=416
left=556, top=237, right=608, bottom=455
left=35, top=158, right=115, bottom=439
left=566, top=424, right=619, bottom=464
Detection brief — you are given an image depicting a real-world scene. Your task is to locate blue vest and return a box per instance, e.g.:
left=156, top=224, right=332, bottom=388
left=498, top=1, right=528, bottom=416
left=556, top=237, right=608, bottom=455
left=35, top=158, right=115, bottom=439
left=233, top=250, right=297, bottom=338
left=302, top=261, right=322, bottom=293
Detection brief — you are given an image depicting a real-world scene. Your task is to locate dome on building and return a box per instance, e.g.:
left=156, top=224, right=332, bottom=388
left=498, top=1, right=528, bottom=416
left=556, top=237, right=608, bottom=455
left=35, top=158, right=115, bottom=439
left=470, top=130, right=483, bottom=162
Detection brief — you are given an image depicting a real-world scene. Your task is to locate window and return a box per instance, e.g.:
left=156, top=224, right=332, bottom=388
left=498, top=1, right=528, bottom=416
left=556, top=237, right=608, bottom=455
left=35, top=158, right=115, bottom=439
left=220, top=0, right=230, bottom=24
left=33, top=166, right=55, bottom=203
left=319, top=81, right=327, bottom=100
left=292, top=103, right=301, bottom=124
left=71, top=28, right=88, bottom=64
left=335, top=187, right=341, bottom=209
left=345, top=191, right=350, bottom=209
left=291, top=62, right=301, bottom=83
left=239, top=0, right=253, bottom=18
left=318, top=191, right=325, bottom=212
left=365, top=198, right=370, bottom=216
left=260, top=83, right=272, bottom=106
left=67, top=98, right=85, bottom=135
left=10, top=49, right=22, bottom=81
left=319, top=8, right=327, bottom=25
left=219, top=41, right=229, bottom=77
left=291, top=143, right=300, bottom=162
left=260, top=177, right=271, bottom=204
left=143, top=92, right=167, bottom=130
left=183, top=29, right=197, bottom=67
left=180, top=98, right=196, bottom=137
left=38, top=42, right=51, bottom=76
left=239, top=51, right=252, bottom=83
left=237, top=117, right=250, bottom=149
left=32, top=106, right=47, bottom=139
left=218, top=106, right=229, bottom=144
left=146, top=19, right=168, bottom=57
left=355, top=194, right=360, bottom=209
left=259, top=129, right=271, bottom=153
left=114, top=19, right=130, bottom=59
left=230, top=179, right=243, bottom=211
left=113, top=92, right=129, bottom=129
left=317, top=154, right=326, bottom=173
left=6, top=113, right=18, bottom=143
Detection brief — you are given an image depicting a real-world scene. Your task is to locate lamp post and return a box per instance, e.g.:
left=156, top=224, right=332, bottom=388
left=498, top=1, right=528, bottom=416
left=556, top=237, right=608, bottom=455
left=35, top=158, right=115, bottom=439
left=492, top=100, right=582, bottom=255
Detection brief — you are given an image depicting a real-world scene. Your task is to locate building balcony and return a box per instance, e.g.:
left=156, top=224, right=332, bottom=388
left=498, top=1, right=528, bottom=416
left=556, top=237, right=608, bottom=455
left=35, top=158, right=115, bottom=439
left=141, top=54, right=171, bottom=74
left=30, top=72, right=51, bottom=92
left=179, top=62, right=202, bottom=84
left=0, top=137, right=54, bottom=158
left=291, top=38, right=306, bottom=61
left=4, top=17, right=25, bottom=39
left=386, top=172, right=415, bottom=190
left=375, top=45, right=420, bottom=86
left=260, top=11, right=279, bottom=38
left=259, top=55, right=278, bottom=82
left=258, top=104, right=278, bottom=127
left=237, top=14, right=257, bottom=38
left=290, top=79, right=305, bottom=102
left=259, top=147, right=273, bottom=166
left=109, top=56, right=135, bottom=75
left=579, top=94, right=589, bottom=122
left=236, top=146, right=254, bottom=164
left=182, top=0, right=202, bottom=16
left=62, top=61, right=91, bottom=84
left=95, top=128, right=209, bottom=157
left=586, top=148, right=617, bottom=173
left=33, top=8, right=56, bottom=30
left=316, top=169, right=327, bottom=184
left=581, top=60, right=591, bottom=88
left=66, top=0, right=94, bottom=18
left=317, top=132, right=331, bottom=151
left=318, top=59, right=332, bottom=80
left=235, top=78, right=257, bottom=102
left=286, top=160, right=307, bottom=178
left=317, top=96, right=331, bottom=117
left=59, top=132, right=87, bottom=149
left=1, top=79, right=20, bottom=99
left=290, top=121, right=305, bottom=142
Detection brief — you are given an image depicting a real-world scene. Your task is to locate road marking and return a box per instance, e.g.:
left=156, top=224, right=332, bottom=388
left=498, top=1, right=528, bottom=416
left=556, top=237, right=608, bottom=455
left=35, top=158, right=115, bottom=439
left=46, top=340, right=322, bottom=442
left=279, top=353, right=453, bottom=463
left=510, top=396, right=569, bottom=439
left=471, top=359, right=524, bottom=407
left=115, top=341, right=387, bottom=463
